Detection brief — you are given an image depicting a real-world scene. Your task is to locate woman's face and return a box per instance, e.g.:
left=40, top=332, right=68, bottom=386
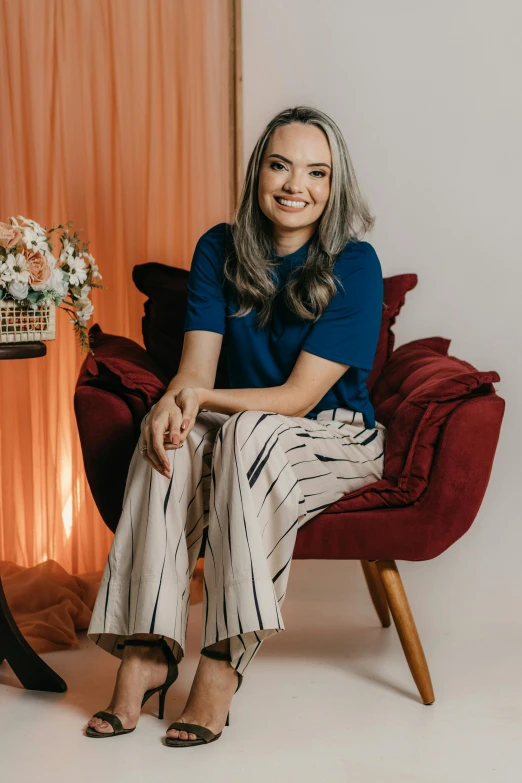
left=258, top=123, right=332, bottom=235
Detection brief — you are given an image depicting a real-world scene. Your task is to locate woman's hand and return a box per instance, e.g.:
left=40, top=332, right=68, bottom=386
left=139, top=392, right=193, bottom=477
left=173, top=387, right=202, bottom=443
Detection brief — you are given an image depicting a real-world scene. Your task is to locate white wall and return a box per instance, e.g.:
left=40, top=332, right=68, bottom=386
left=242, top=0, right=521, bottom=602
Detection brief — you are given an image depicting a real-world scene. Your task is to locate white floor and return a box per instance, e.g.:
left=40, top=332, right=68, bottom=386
left=1, top=557, right=520, bottom=783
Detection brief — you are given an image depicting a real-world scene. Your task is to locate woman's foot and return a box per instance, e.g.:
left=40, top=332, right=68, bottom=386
left=87, top=634, right=170, bottom=735
left=165, top=642, right=239, bottom=742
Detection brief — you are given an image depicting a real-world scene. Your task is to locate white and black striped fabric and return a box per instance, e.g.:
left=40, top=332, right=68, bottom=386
left=87, top=406, right=386, bottom=678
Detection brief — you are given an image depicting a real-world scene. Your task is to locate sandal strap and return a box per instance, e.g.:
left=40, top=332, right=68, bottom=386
left=116, top=638, right=179, bottom=690
left=167, top=722, right=218, bottom=743
left=92, top=711, right=124, bottom=733
left=201, top=647, right=243, bottom=692
left=119, top=639, right=166, bottom=649
left=200, top=646, right=231, bottom=661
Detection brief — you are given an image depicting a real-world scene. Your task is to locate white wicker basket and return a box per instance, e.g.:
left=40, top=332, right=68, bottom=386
left=0, top=298, right=56, bottom=343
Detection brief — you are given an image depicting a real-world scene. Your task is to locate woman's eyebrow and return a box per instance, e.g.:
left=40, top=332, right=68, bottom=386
left=268, top=153, right=331, bottom=170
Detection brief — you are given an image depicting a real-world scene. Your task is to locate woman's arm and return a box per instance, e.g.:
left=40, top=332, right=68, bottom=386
left=165, top=329, right=224, bottom=397
left=141, top=330, right=223, bottom=476
left=192, top=349, right=351, bottom=419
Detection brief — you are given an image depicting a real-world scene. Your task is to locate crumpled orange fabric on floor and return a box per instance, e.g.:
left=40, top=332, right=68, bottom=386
left=0, top=560, right=102, bottom=653
left=0, top=558, right=204, bottom=654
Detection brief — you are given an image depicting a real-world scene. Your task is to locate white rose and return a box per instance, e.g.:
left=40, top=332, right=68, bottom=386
left=46, top=266, right=68, bottom=297
left=8, top=279, right=29, bottom=299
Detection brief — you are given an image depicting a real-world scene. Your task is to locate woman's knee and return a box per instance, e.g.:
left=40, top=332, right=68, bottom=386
left=218, top=409, right=275, bottom=442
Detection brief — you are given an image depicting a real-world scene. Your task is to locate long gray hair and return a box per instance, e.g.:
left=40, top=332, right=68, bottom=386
left=224, top=105, right=376, bottom=329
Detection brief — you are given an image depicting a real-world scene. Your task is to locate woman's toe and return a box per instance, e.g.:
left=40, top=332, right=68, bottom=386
left=93, top=715, right=116, bottom=733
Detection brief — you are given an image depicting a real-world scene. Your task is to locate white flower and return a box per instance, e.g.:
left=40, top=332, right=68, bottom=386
left=60, top=238, right=75, bottom=257
left=8, top=279, right=29, bottom=299
left=22, top=227, right=49, bottom=253
left=75, top=300, right=94, bottom=324
left=78, top=284, right=91, bottom=300
left=2, top=252, right=31, bottom=283
left=12, top=215, right=47, bottom=236
left=82, top=251, right=102, bottom=279
left=66, top=255, right=88, bottom=286
left=46, top=251, right=57, bottom=270
left=0, top=260, right=14, bottom=283
left=46, top=266, right=68, bottom=297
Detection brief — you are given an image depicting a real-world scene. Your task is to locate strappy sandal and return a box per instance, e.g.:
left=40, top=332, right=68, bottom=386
left=86, top=637, right=179, bottom=738
left=164, top=646, right=243, bottom=748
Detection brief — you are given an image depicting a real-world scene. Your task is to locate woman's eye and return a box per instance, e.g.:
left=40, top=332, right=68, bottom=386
left=269, top=162, right=325, bottom=178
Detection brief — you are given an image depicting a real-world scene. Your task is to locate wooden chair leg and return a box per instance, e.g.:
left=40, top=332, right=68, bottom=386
left=375, top=560, right=435, bottom=705
left=360, top=560, right=391, bottom=627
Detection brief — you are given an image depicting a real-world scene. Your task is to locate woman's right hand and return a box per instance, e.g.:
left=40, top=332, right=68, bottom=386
left=139, top=393, right=191, bottom=477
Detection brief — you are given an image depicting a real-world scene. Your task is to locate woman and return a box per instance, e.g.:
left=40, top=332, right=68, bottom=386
left=85, top=105, right=387, bottom=747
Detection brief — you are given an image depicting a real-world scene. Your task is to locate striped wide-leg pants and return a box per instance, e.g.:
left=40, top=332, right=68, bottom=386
left=87, top=406, right=386, bottom=678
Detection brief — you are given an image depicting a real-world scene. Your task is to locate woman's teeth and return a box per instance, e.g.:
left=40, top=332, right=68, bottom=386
left=276, top=197, right=307, bottom=208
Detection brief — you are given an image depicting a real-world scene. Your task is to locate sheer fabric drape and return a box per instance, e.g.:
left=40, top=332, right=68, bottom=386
left=0, top=0, right=233, bottom=573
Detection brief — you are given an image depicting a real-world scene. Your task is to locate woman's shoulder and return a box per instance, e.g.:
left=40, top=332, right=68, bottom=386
left=334, top=238, right=382, bottom=278
left=192, top=222, right=232, bottom=274
left=196, top=222, right=231, bottom=253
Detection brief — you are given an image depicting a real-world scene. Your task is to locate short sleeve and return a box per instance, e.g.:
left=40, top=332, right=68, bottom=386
left=183, top=225, right=227, bottom=335
left=302, top=241, right=383, bottom=371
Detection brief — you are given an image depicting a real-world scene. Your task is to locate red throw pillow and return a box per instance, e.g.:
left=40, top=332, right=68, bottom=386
left=337, top=336, right=501, bottom=510
left=77, top=323, right=168, bottom=410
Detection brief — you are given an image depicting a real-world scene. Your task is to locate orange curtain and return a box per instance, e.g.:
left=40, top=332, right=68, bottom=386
left=0, top=0, right=233, bottom=574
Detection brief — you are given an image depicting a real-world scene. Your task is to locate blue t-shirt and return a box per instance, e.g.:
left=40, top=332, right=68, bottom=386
left=183, top=222, right=383, bottom=428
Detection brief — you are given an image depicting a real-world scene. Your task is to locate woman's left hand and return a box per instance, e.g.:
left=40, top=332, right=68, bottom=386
left=174, top=387, right=204, bottom=444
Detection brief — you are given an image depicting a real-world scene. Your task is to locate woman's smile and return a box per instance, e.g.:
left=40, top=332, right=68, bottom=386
left=274, top=195, right=309, bottom=212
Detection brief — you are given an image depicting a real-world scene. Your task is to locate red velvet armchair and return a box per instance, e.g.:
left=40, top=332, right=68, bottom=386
left=74, top=262, right=505, bottom=706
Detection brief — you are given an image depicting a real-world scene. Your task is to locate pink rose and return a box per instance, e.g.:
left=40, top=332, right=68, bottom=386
left=0, top=221, right=22, bottom=250
left=25, top=248, right=52, bottom=290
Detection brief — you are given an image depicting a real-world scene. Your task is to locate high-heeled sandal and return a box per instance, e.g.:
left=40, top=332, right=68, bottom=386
left=164, top=646, right=243, bottom=748
left=86, top=637, right=179, bottom=738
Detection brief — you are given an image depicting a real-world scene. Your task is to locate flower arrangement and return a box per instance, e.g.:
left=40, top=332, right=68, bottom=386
left=0, top=215, right=105, bottom=354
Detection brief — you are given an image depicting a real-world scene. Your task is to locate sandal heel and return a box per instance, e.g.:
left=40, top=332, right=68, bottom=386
left=158, top=687, right=167, bottom=720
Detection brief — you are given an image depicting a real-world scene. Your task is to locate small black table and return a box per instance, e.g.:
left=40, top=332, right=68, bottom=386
left=0, top=341, right=66, bottom=692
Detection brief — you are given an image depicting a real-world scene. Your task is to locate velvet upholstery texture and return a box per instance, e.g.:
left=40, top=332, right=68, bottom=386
left=74, top=263, right=504, bottom=563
